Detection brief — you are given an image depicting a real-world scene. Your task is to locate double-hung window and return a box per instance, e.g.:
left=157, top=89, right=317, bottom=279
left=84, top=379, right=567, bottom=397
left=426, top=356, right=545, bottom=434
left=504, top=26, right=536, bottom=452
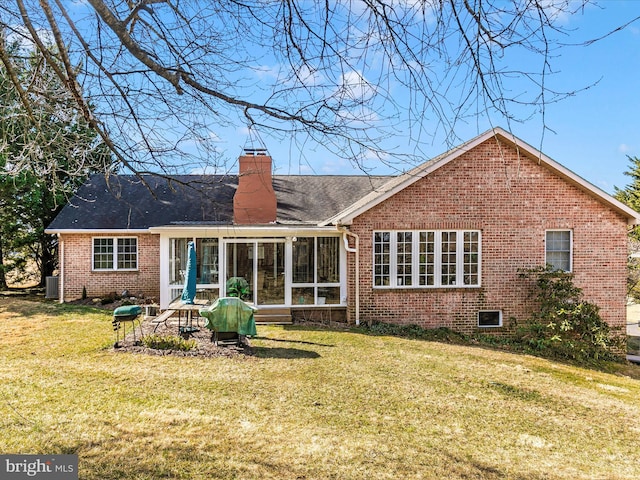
left=373, top=230, right=480, bottom=288
left=545, top=230, right=572, bottom=272
left=93, top=237, right=138, bottom=271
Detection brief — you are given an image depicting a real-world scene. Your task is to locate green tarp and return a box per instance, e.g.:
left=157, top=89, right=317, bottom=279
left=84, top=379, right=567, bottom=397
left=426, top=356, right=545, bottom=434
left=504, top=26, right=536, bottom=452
left=199, top=297, right=258, bottom=336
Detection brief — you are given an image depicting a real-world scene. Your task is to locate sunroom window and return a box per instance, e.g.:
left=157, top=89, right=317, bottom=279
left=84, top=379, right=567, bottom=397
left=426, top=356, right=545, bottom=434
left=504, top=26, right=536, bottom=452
left=169, top=238, right=219, bottom=285
left=292, top=236, right=341, bottom=304
left=168, top=237, right=219, bottom=302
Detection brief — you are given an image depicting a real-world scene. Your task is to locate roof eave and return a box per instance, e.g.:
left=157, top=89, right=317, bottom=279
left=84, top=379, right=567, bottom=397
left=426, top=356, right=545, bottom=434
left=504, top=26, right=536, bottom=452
left=45, top=228, right=151, bottom=235
left=494, top=128, right=640, bottom=225
left=148, top=224, right=338, bottom=236
left=324, top=127, right=640, bottom=226
left=322, top=130, right=497, bottom=225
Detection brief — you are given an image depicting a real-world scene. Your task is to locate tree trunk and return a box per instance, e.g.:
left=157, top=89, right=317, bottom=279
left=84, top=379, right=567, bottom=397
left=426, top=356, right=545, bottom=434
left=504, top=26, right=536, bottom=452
left=38, top=233, right=57, bottom=287
left=0, top=233, right=7, bottom=290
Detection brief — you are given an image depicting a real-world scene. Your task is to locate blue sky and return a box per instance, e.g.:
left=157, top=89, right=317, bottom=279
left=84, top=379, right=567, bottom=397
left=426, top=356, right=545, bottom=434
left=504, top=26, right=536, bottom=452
left=514, top=1, right=640, bottom=195
left=210, top=2, right=640, bottom=195
left=40, top=1, right=640, bottom=194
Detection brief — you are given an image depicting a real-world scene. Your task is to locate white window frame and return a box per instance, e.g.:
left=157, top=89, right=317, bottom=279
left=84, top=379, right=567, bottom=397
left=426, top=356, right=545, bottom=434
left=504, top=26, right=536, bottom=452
left=373, top=230, right=481, bottom=288
left=92, top=237, right=138, bottom=271
left=291, top=236, right=342, bottom=305
left=545, top=229, right=573, bottom=272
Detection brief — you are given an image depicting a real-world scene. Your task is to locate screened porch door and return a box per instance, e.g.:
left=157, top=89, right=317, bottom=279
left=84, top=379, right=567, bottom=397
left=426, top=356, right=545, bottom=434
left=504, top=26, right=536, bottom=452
left=225, top=241, right=285, bottom=305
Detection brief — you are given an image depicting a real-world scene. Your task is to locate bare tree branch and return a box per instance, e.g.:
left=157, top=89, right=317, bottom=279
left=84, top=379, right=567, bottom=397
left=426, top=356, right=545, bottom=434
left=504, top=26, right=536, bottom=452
left=1, top=0, right=635, bottom=180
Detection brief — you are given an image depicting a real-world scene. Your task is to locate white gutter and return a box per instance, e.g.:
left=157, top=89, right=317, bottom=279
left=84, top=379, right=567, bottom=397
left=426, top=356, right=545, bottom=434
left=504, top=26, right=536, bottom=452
left=45, top=228, right=149, bottom=235
left=340, top=227, right=360, bottom=326
left=148, top=224, right=336, bottom=236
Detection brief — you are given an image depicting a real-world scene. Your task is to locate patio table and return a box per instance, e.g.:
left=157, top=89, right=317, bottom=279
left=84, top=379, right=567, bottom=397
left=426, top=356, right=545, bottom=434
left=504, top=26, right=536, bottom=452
left=168, top=298, right=209, bottom=334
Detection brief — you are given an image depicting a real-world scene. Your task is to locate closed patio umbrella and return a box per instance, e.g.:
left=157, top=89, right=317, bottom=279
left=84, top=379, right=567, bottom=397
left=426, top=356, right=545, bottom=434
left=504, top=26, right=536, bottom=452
left=181, top=241, right=197, bottom=304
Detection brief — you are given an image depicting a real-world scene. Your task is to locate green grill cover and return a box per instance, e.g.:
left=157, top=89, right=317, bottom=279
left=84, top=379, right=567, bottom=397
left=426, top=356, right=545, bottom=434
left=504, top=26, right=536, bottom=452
left=199, top=297, right=257, bottom=336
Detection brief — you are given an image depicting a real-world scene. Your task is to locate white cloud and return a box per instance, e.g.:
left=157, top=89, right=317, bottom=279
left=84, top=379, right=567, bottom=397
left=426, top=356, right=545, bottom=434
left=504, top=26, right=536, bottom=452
left=336, top=70, right=376, bottom=102
left=619, top=144, right=632, bottom=154
left=317, top=157, right=354, bottom=174
left=6, top=25, right=55, bottom=51
left=538, top=0, right=584, bottom=26
left=254, top=64, right=281, bottom=81
left=295, top=65, right=325, bottom=88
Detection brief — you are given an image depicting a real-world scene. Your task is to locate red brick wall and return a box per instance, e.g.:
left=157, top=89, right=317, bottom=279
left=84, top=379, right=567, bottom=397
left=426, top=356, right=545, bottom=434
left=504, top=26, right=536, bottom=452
left=60, top=233, right=160, bottom=302
left=346, top=138, right=629, bottom=334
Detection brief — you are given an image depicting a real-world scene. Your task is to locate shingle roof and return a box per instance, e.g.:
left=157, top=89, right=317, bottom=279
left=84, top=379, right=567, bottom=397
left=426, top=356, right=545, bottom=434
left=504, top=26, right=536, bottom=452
left=273, top=175, right=388, bottom=224
left=46, top=127, right=640, bottom=231
left=46, top=173, right=390, bottom=231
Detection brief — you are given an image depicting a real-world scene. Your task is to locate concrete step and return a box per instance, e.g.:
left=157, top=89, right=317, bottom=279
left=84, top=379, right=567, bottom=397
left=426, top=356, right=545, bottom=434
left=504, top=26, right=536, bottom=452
left=255, top=307, right=292, bottom=324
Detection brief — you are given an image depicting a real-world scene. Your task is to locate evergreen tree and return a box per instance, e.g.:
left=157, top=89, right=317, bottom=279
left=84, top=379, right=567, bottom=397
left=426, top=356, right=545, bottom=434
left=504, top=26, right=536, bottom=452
left=614, top=156, right=640, bottom=208
left=613, top=156, right=640, bottom=300
left=0, top=41, right=111, bottom=288
left=614, top=156, right=640, bottom=239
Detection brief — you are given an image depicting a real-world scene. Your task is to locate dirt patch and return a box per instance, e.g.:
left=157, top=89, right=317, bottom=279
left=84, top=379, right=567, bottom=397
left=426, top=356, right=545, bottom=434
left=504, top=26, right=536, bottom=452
left=112, top=315, right=254, bottom=358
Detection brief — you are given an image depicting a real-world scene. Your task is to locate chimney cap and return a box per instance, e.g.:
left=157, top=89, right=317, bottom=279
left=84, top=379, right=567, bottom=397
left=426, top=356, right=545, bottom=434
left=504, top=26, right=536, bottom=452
left=243, top=147, right=268, bottom=156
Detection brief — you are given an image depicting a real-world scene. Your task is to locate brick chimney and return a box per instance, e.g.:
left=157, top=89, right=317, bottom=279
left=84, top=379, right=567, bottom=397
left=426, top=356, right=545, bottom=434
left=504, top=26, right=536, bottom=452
left=233, top=149, right=277, bottom=224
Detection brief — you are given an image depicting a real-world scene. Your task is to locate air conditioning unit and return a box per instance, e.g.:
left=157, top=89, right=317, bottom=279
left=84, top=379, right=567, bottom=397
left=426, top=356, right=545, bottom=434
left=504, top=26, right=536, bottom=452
left=45, top=276, right=59, bottom=299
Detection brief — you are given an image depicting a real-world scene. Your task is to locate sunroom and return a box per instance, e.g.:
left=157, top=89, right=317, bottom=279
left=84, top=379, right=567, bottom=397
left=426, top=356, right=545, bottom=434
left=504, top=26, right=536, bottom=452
left=150, top=226, right=348, bottom=313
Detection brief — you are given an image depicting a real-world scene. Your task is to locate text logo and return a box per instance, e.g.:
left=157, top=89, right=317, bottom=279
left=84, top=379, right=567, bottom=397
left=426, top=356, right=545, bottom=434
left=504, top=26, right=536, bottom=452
left=0, top=455, right=78, bottom=479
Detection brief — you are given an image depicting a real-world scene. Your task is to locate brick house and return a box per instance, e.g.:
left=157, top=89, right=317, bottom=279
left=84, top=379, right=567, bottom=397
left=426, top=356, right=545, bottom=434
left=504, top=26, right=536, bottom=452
left=46, top=128, right=640, bottom=332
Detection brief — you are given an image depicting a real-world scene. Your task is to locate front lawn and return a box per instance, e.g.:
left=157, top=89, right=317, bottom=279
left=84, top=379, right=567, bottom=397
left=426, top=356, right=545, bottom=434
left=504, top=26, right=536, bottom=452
left=1, top=298, right=639, bottom=479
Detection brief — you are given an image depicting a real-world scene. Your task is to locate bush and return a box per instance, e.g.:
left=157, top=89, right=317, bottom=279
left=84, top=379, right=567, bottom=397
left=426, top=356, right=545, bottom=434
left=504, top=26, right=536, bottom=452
left=101, top=291, right=121, bottom=305
left=516, top=266, right=625, bottom=363
left=628, top=335, right=640, bottom=355
left=366, top=321, right=467, bottom=343
left=142, top=334, right=197, bottom=351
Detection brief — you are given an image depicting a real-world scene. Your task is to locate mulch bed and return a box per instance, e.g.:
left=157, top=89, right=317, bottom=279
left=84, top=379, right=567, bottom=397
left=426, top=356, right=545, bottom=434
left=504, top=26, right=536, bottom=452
left=112, top=315, right=254, bottom=358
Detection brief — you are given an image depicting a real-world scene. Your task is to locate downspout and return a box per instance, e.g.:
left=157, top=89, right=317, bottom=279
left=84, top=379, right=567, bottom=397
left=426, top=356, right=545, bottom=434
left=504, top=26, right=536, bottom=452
left=58, top=234, right=64, bottom=304
left=339, top=227, right=360, bottom=326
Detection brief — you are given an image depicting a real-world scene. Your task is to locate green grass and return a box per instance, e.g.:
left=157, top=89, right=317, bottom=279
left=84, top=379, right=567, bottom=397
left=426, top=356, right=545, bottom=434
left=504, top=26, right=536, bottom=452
left=1, top=298, right=640, bottom=479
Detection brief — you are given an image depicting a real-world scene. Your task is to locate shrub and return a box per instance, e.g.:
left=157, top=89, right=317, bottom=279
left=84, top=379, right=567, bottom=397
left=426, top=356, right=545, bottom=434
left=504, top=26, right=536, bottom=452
left=142, top=334, right=197, bottom=351
left=366, top=321, right=467, bottom=343
left=516, top=265, right=625, bottom=363
left=628, top=335, right=640, bottom=355
left=101, top=291, right=120, bottom=305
